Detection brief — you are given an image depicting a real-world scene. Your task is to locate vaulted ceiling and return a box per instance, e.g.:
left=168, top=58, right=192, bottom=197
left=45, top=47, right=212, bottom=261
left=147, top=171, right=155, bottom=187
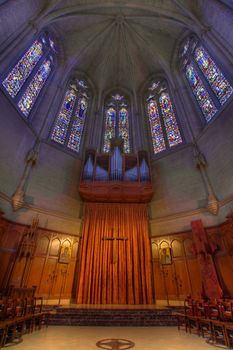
left=36, top=0, right=205, bottom=92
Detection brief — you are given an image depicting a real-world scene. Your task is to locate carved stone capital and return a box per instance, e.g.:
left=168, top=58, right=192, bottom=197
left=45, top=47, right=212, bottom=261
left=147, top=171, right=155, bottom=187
left=12, top=188, right=25, bottom=211
left=207, top=193, right=219, bottom=216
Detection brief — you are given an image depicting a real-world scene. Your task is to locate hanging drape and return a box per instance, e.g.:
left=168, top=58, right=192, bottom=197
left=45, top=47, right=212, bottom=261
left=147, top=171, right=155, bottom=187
left=77, top=203, right=153, bottom=304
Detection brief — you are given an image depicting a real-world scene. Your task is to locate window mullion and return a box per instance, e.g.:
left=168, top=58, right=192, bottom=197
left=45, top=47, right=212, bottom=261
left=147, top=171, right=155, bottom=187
left=65, top=92, right=80, bottom=148
left=191, top=56, right=221, bottom=109
left=15, top=46, right=51, bottom=105
left=115, top=102, right=119, bottom=138
left=157, top=95, right=169, bottom=150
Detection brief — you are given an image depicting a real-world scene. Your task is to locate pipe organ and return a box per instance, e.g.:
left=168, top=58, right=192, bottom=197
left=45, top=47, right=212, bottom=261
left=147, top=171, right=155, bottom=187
left=79, top=139, right=153, bottom=203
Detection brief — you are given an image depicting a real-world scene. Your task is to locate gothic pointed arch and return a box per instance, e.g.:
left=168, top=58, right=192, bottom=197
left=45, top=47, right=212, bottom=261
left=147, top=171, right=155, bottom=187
left=179, top=34, right=233, bottom=123
left=50, top=77, right=91, bottom=154
left=1, top=31, right=57, bottom=119
left=144, top=79, right=183, bottom=155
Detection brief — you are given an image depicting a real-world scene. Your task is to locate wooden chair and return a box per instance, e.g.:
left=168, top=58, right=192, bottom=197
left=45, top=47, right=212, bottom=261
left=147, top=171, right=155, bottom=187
left=220, top=301, right=233, bottom=322
left=224, top=322, right=233, bottom=348
left=0, top=323, right=7, bottom=348
left=186, top=315, right=200, bottom=335
left=199, top=318, right=212, bottom=339
left=211, top=320, right=228, bottom=347
left=174, top=312, right=188, bottom=332
left=205, top=302, right=220, bottom=320
left=0, top=299, right=6, bottom=322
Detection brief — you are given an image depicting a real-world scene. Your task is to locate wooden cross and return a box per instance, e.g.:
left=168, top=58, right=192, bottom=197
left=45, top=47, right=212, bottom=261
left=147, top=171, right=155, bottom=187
left=102, top=227, right=128, bottom=264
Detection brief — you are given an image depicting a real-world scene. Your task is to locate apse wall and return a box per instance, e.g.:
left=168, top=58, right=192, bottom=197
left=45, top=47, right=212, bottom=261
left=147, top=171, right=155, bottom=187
left=150, top=100, right=233, bottom=235
left=0, top=85, right=233, bottom=236
left=0, top=91, right=35, bottom=199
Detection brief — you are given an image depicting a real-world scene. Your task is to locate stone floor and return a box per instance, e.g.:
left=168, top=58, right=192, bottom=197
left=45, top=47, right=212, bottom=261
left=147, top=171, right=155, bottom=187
left=7, top=326, right=219, bottom=350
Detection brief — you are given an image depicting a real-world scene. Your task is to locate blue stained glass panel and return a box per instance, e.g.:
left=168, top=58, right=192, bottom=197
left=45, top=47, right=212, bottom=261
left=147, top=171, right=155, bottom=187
left=119, top=107, right=130, bottom=153
left=18, top=59, right=52, bottom=117
left=159, top=92, right=182, bottom=148
left=2, top=40, right=43, bottom=98
left=194, top=46, right=233, bottom=105
left=185, top=64, right=217, bottom=122
left=103, top=107, right=116, bottom=153
left=67, top=96, right=88, bottom=152
left=51, top=89, right=77, bottom=144
left=147, top=99, right=166, bottom=154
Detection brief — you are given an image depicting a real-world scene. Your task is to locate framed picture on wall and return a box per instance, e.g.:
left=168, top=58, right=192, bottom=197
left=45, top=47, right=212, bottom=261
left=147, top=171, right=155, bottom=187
left=59, top=245, right=71, bottom=264
left=159, top=247, right=172, bottom=265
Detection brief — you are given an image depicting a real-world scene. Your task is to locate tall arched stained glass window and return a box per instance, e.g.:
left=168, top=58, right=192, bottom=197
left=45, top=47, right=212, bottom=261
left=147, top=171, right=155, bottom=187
left=103, top=93, right=131, bottom=153
left=180, top=36, right=233, bottom=123
left=1, top=33, right=56, bottom=118
left=145, top=80, right=182, bottom=155
left=51, top=79, right=90, bottom=153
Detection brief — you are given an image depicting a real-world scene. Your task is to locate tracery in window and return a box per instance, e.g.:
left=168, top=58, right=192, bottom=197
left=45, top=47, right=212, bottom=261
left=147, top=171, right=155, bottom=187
left=51, top=79, right=90, bottom=153
left=194, top=46, right=233, bottom=105
left=185, top=64, right=218, bottom=122
left=18, top=58, right=52, bottom=117
left=2, top=40, right=43, bottom=98
left=103, top=93, right=130, bottom=153
left=1, top=32, right=56, bottom=118
left=180, top=36, right=233, bottom=122
left=145, top=80, right=182, bottom=155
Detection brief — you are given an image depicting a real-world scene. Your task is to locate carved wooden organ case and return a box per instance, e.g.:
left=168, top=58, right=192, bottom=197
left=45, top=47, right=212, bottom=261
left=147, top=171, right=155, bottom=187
left=79, top=139, right=154, bottom=203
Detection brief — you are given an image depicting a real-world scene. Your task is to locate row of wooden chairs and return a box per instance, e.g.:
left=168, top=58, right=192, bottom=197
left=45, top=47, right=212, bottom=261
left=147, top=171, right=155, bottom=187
left=0, top=295, right=49, bottom=347
left=174, top=298, right=233, bottom=348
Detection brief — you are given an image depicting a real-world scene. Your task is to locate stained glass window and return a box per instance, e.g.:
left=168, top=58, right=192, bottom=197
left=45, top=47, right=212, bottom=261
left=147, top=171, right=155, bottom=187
left=1, top=33, right=55, bottom=118
left=146, top=81, right=182, bottom=155
left=159, top=92, right=182, bottom=147
left=103, top=107, right=116, bottom=153
left=68, top=96, right=88, bottom=152
left=119, top=108, right=130, bottom=153
left=51, top=79, right=90, bottom=153
left=18, top=59, right=52, bottom=117
left=103, top=93, right=130, bottom=153
left=194, top=46, right=233, bottom=105
left=185, top=64, right=217, bottom=122
left=147, top=99, right=166, bottom=154
left=51, top=89, right=77, bottom=144
left=2, top=40, right=43, bottom=98
left=181, top=36, right=233, bottom=123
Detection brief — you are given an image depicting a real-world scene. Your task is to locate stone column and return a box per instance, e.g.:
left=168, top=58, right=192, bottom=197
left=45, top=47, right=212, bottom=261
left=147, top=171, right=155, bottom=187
left=12, top=140, right=40, bottom=211
left=193, top=143, right=219, bottom=215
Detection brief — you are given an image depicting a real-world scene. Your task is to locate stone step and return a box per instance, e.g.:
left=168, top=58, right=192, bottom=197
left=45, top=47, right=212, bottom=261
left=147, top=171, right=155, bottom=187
left=48, top=307, right=180, bottom=327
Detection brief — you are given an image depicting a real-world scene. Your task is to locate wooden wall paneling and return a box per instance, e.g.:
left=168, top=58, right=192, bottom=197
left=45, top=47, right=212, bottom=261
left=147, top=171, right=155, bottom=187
left=0, top=224, right=26, bottom=288
left=214, top=254, right=233, bottom=296
left=163, top=264, right=177, bottom=299
left=151, top=241, right=158, bottom=301
left=55, top=262, right=66, bottom=299
left=186, top=258, right=202, bottom=299
left=0, top=251, right=15, bottom=287
left=64, top=261, right=76, bottom=299
left=35, top=232, right=54, bottom=297
left=158, top=240, right=177, bottom=300
left=26, top=257, right=46, bottom=289
left=71, top=238, right=82, bottom=300
left=171, top=239, right=184, bottom=258
left=50, top=237, right=61, bottom=256
left=173, top=259, right=191, bottom=298
left=153, top=262, right=166, bottom=300
left=39, top=257, right=57, bottom=298
left=10, top=257, right=27, bottom=287
left=35, top=235, right=50, bottom=255
left=171, top=239, right=189, bottom=298
left=72, top=240, right=79, bottom=259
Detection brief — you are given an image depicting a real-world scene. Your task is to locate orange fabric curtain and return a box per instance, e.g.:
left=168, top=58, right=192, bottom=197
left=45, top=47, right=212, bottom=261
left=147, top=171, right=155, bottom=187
left=77, top=203, right=153, bottom=304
